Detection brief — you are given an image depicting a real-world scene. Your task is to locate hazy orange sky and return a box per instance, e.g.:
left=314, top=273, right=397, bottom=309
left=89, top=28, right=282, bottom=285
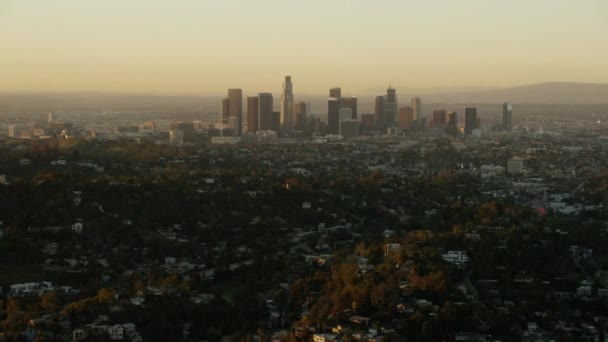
left=1, top=0, right=607, bottom=94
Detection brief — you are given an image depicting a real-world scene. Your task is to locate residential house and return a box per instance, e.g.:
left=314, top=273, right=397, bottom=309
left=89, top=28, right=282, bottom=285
left=442, top=251, right=469, bottom=267
left=313, top=333, right=338, bottom=342
left=108, top=325, right=124, bottom=340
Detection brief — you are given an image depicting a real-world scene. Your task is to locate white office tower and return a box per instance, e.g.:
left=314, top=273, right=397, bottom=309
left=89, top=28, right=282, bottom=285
left=280, top=76, right=294, bottom=132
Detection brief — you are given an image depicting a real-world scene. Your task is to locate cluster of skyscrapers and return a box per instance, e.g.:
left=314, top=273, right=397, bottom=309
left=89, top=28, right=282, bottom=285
left=220, top=76, right=314, bottom=137
left=218, top=76, right=514, bottom=139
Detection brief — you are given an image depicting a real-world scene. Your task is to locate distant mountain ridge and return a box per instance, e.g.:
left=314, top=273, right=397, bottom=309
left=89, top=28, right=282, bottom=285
left=422, top=82, right=608, bottom=104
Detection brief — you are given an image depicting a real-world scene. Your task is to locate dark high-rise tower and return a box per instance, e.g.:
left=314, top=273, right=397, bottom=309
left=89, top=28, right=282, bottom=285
left=280, top=76, right=294, bottom=131
left=247, top=96, right=259, bottom=133
left=503, top=102, right=513, bottom=132
left=328, top=87, right=357, bottom=133
left=228, top=89, right=243, bottom=135
left=339, top=97, right=358, bottom=120
left=293, top=102, right=307, bottom=132
left=258, top=93, right=273, bottom=131
left=360, top=113, right=375, bottom=134
left=328, top=97, right=340, bottom=134
left=465, top=107, right=477, bottom=135
left=448, top=111, right=458, bottom=126
left=432, top=110, right=447, bottom=126
left=384, top=87, right=398, bottom=127
left=329, top=87, right=342, bottom=98
left=399, top=106, right=414, bottom=130
left=221, top=98, right=230, bottom=123
left=447, top=111, right=458, bottom=136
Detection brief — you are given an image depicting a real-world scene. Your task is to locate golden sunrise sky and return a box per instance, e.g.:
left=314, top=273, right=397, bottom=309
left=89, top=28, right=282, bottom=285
left=1, top=0, right=607, bottom=94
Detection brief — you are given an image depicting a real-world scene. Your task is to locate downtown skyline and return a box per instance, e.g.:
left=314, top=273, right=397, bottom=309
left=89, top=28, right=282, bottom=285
left=1, top=0, right=608, bottom=94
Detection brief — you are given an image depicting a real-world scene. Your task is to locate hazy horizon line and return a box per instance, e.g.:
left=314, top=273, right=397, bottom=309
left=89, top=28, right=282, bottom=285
left=1, top=81, right=607, bottom=98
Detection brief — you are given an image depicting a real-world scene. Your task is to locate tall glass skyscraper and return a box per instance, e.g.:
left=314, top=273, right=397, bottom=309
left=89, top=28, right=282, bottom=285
left=258, top=93, right=274, bottom=131
left=227, top=88, right=242, bottom=135
left=384, top=87, right=398, bottom=127
left=280, top=76, right=294, bottom=132
left=465, top=107, right=477, bottom=135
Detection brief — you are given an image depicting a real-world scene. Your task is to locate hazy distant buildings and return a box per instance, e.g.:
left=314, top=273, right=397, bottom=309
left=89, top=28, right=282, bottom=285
left=507, top=157, right=524, bottom=174
left=306, top=116, right=323, bottom=137
left=339, top=108, right=353, bottom=121
left=503, top=101, right=513, bottom=131
left=169, top=129, right=184, bottom=145
left=48, top=112, right=54, bottom=123
left=360, top=113, right=375, bottom=134
left=339, top=97, right=357, bottom=120
left=384, top=87, right=398, bottom=127
left=221, top=98, right=230, bottom=123
left=411, top=97, right=421, bottom=120
left=339, top=119, right=360, bottom=139
left=227, top=117, right=240, bottom=137
left=327, top=97, right=340, bottom=134
left=399, top=106, right=414, bottom=130
left=9, top=124, right=24, bottom=138
left=227, top=89, right=243, bottom=135
left=465, top=107, right=477, bottom=135
left=374, top=96, right=385, bottom=131
left=280, top=76, right=294, bottom=132
left=139, top=121, right=156, bottom=132
left=327, top=87, right=357, bottom=134
left=448, top=111, right=458, bottom=126
left=117, top=125, right=139, bottom=133
left=429, top=110, right=447, bottom=136
left=432, top=110, right=447, bottom=126
left=258, top=93, right=274, bottom=131
left=329, top=87, right=341, bottom=98
left=293, top=102, right=307, bottom=132
left=271, top=111, right=281, bottom=132
left=170, top=122, right=194, bottom=141
left=247, top=96, right=259, bottom=133
left=447, top=111, right=458, bottom=136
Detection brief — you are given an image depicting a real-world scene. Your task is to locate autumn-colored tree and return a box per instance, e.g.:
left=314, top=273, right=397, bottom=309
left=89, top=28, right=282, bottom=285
left=95, top=288, right=116, bottom=304
left=40, top=291, right=61, bottom=312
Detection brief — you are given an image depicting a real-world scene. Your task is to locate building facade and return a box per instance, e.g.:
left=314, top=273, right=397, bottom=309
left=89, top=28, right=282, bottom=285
left=384, top=87, right=398, bottom=127
left=227, top=89, right=242, bottom=135
left=465, top=107, right=477, bottom=135
left=399, top=106, right=414, bottom=130
left=280, top=76, right=294, bottom=132
left=247, top=96, right=259, bottom=133
left=258, top=93, right=273, bottom=131
left=503, top=101, right=513, bottom=132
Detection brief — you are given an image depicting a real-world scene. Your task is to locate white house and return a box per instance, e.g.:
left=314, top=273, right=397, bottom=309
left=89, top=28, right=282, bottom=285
left=442, top=251, right=470, bottom=267
left=108, top=325, right=124, bottom=340
left=313, top=334, right=338, bottom=342
left=71, top=222, right=83, bottom=233
left=9, top=281, right=54, bottom=296
left=72, top=328, right=88, bottom=341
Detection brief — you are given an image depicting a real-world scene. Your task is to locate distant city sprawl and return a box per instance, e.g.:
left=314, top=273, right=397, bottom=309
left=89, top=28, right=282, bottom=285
left=0, top=77, right=608, bottom=341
